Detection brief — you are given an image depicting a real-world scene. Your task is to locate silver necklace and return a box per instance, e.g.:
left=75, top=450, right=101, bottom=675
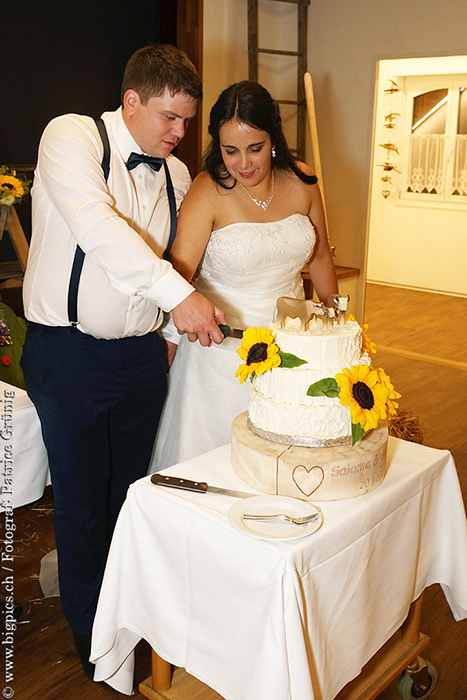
left=239, top=171, right=274, bottom=211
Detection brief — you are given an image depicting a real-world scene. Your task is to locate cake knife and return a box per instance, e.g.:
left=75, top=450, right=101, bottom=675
left=218, top=324, right=244, bottom=339
left=151, top=474, right=255, bottom=498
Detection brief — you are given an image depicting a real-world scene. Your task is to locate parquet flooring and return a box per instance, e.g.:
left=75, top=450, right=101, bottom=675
left=4, top=283, right=467, bottom=699
left=365, top=283, right=467, bottom=366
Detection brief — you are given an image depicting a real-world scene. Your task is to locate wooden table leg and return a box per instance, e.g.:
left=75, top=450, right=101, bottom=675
left=138, top=648, right=172, bottom=699
left=401, top=593, right=423, bottom=645
left=335, top=593, right=430, bottom=699
left=139, top=597, right=430, bottom=700
left=152, top=649, right=172, bottom=691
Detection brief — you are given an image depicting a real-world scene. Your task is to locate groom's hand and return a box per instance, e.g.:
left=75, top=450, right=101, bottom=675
left=172, top=291, right=226, bottom=347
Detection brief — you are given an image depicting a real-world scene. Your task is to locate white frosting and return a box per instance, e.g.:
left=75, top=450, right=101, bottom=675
left=249, top=391, right=351, bottom=440
left=249, top=316, right=369, bottom=442
left=269, top=316, right=363, bottom=368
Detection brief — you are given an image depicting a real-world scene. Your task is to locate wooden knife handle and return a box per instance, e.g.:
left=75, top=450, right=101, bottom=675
left=150, top=474, right=208, bottom=493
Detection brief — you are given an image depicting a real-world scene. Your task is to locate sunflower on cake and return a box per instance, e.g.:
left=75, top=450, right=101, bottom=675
left=231, top=296, right=400, bottom=501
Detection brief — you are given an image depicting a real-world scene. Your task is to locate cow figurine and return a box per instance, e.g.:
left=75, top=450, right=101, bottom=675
left=275, top=295, right=350, bottom=329
left=327, top=294, right=349, bottom=325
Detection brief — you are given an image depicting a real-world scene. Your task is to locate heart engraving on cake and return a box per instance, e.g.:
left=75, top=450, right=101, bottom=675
left=292, top=465, right=325, bottom=497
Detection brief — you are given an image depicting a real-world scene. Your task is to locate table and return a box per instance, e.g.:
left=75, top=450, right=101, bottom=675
left=91, top=438, right=467, bottom=700
left=0, top=380, right=49, bottom=511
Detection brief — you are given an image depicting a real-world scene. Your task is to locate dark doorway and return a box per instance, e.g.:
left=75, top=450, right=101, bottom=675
left=1, top=1, right=177, bottom=167
left=0, top=0, right=177, bottom=251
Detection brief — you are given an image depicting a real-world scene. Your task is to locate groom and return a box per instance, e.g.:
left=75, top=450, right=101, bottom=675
left=21, top=44, right=225, bottom=679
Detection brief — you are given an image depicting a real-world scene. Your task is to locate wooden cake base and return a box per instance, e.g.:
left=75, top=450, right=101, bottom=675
left=231, top=412, right=389, bottom=501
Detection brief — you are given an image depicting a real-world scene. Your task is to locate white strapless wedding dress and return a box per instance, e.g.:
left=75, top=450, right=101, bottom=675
left=149, top=213, right=316, bottom=472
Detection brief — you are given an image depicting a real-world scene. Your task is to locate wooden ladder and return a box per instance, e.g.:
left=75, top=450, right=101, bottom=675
left=247, top=0, right=310, bottom=160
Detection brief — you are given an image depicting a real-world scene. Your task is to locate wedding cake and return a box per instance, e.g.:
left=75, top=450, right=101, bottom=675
left=231, top=297, right=399, bottom=501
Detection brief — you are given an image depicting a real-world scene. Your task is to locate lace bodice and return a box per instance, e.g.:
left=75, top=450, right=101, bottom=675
left=194, top=213, right=316, bottom=329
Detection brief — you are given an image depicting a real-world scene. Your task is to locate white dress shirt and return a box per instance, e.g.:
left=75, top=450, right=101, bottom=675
left=23, top=108, right=194, bottom=339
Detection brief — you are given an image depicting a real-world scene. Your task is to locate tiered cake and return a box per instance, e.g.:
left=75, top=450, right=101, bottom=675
left=231, top=297, right=395, bottom=501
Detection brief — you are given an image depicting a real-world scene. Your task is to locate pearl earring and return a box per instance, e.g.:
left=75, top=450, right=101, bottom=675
left=271, top=148, right=276, bottom=158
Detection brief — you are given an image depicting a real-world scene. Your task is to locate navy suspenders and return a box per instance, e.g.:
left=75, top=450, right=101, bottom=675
left=163, top=160, right=177, bottom=260
left=67, top=118, right=109, bottom=331
left=67, top=116, right=177, bottom=331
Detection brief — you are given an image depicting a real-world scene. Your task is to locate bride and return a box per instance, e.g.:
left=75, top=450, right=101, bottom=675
left=150, top=80, right=338, bottom=472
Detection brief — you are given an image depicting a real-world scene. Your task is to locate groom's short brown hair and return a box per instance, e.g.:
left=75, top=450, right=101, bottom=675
left=121, top=44, right=203, bottom=105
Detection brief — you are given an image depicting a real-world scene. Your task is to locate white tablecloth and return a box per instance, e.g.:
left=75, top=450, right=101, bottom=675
left=0, top=380, right=49, bottom=510
left=91, top=438, right=467, bottom=699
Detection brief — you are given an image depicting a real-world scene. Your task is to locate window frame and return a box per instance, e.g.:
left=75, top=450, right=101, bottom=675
left=400, top=75, right=467, bottom=204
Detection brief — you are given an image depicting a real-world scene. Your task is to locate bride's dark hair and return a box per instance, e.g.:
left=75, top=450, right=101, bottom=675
left=202, top=80, right=316, bottom=189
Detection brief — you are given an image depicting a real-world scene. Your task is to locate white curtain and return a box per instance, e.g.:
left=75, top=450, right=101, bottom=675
left=451, top=134, right=467, bottom=196
left=407, top=134, right=445, bottom=195
left=407, top=134, right=467, bottom=197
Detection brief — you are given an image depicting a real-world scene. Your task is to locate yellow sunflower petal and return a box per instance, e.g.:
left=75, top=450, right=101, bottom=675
left=234, top=364, right=249, bottom=384
left=335, top=364, right=390, bottom=433
left=235, top=326, right=280, bottom=383
left=345, top=314, right=376, bottom=356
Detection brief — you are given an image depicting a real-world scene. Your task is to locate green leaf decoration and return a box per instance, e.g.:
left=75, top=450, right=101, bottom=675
left=307, top=377, right=340, bottom=398
left=279, top=351, right=307, bottom=368
left=351, top=422, right=365, bottom=446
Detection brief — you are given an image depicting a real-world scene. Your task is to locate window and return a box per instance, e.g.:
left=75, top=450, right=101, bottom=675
left=402, top=77, right=467, bottom=201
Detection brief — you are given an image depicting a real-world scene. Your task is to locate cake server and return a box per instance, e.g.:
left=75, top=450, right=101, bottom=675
left=150, top=474, right=255, bottom=498
left=218, top=324, right=244, bottom=339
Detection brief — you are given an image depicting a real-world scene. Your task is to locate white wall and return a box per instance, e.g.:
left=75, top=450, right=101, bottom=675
left=202, top=0, right=467, bottom=317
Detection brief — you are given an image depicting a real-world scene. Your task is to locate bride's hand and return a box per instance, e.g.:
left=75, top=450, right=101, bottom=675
left=166, top=341, right=178, bottom=371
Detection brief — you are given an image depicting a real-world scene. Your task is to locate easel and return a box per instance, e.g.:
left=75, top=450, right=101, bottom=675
left=0, top=205, right=29, bottom=314
left=0, top=205, right=29, bottom=273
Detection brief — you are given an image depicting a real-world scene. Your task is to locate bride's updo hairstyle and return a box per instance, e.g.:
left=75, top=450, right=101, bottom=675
left=203, top=81, right=316, bottom=189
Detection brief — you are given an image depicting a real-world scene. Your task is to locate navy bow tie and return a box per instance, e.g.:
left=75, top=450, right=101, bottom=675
left=126, top=152, right=165, bottom=172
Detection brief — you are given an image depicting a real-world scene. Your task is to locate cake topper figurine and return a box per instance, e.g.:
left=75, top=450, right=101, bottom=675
left=275, top=295, right=349, bottom=330
left=326, top=294, right=349, bottom=325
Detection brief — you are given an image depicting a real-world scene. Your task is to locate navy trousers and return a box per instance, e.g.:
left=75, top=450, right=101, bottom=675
left=21, top=323, right=168, bottom=635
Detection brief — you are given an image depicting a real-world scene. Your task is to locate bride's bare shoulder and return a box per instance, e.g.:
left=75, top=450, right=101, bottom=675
left=189, top=170, right=216, bottom=193
left=188, top=170, right=232, bottom=200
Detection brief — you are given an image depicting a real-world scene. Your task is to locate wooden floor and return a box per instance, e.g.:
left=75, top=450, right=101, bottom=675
left=5, top=283, right=467, bottom=699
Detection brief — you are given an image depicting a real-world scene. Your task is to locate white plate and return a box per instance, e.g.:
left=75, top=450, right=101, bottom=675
left=228, top=495, right=323, bottom=540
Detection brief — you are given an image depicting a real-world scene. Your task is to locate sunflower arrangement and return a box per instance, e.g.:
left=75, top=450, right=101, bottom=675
left=0, top=166, right=31, bottom=208
left=336, top=365, right=400, bottom=444
left=235, top=326, right=305, bottom=384
left=236, top=320, right=400, bottom=447
left=306, top=364, right=399, bottom=445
